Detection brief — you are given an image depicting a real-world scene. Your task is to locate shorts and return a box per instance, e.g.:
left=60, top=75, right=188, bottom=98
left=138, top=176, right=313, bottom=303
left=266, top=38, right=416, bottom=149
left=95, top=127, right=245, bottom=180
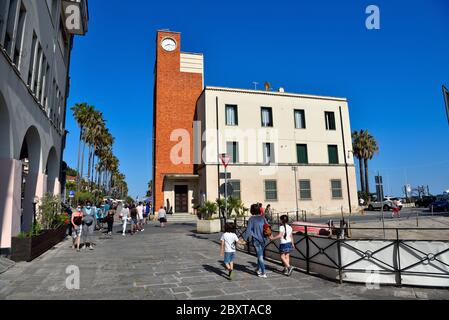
left=72, top=227, right=82, bottom=238
left=279, top=243, right=293, bottom=254
left=131, top=217, right=138, bottom=225
left=159, top=217, right=167, bottom=223
left=224, top=252, right=235, bottom=264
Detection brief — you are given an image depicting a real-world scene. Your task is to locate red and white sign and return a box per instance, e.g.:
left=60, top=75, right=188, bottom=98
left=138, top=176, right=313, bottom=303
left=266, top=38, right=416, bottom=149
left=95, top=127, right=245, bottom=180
left=219, top=154, right=231, bottom=168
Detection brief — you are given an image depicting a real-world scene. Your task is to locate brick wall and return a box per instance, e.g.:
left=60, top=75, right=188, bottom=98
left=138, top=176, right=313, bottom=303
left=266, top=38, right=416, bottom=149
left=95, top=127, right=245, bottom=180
left=152, top=31, right=203, bottom=210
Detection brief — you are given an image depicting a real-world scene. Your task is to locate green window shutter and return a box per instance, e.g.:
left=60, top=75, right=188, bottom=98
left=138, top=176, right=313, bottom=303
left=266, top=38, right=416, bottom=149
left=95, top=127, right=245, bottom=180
left=296, top=144, right=308, bottom=164
left=230, top=180, right=241, bottom=200
left=328, top=145, right=339, bottom=164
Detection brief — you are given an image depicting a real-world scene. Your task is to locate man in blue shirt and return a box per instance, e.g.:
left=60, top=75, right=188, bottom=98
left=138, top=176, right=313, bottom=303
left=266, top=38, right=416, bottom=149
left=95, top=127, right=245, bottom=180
left=243, top=204, right=269, bottom=278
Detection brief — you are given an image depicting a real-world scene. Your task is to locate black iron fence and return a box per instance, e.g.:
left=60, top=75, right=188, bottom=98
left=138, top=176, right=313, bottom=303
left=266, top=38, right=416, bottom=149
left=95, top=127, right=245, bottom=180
left=234, top=216, right=449, bottom=288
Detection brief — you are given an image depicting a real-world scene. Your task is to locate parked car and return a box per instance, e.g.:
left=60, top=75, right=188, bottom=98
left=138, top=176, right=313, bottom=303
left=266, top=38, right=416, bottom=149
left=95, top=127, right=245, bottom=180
left=415, top=196, right=436, bottom=208
left=368, top=197, right=403, bottom=211
left=429, top=199, right=449, bottom=212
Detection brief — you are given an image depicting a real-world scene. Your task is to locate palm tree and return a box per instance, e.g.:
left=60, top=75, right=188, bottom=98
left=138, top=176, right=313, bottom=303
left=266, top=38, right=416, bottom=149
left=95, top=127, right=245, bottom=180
left=352, top=130, right=366, bottom=193
left=362, top=131, right=379, bottom=196
left=71, top=103, right=90, bottom=190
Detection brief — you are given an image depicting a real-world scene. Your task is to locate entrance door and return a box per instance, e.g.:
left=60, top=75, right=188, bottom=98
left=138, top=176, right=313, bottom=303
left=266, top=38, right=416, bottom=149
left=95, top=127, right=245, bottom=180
left=175, top=185, right=188, bottom=213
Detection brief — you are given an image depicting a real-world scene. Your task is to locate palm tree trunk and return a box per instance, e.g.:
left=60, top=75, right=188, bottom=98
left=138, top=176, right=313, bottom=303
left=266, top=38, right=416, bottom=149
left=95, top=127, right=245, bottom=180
left=364, top=158, right=370, bottom=197
left=359, top=158, right=365, bottom=193
left=87, top=145, right=92, bottom=182
left=80, top=141, right=86, bottom=189
left=76, top=127, right=83, bottom=190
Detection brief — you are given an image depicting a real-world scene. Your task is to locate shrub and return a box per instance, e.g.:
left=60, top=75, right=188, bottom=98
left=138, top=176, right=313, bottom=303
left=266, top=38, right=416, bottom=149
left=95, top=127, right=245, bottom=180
left=39, top=193, right=65, bottom=230
left=198, top=201, right=218, bottom=220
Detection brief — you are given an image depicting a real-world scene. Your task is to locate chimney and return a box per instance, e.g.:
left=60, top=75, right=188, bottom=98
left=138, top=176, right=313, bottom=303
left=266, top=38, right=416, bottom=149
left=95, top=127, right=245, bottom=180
left=264, top=82, right=271, bottom=91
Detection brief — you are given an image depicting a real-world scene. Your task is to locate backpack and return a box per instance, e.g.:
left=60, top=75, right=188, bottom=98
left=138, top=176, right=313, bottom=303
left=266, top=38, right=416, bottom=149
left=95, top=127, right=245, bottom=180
left=263, top=223, right=272, bottom=238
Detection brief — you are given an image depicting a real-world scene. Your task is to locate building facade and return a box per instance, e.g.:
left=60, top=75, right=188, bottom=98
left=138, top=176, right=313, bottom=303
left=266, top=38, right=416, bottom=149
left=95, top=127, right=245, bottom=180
left=152, top=31, right=358, bottom=216
left=196, top=87, right=359, bottom=215
left=0, top=0, right=88, bottom=255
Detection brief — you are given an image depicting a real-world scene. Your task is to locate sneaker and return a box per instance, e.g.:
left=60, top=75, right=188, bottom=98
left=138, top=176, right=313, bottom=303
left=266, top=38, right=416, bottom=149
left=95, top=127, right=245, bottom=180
left=283, top=268, right=289, bottom=275
left=141, top=229, right=145, bottom=232
left=255, top=268, right=262, bottom=276
left=258, top=273, right=267, bottom=279
left=122, top=234, right=126, bottom=237
left=287, top=266, right=294, bottom=276
left=89, top=246, right=94, bottom=251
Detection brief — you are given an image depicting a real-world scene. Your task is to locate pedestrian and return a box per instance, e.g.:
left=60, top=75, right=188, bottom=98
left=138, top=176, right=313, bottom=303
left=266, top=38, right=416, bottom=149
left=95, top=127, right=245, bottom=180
left=130, top=204, right=139, bottom=234
left=158, top=206, right=167, bottom=228
left=265, top=204, right=273, bottom=223
left=120, top=204, right=130, bottom=236
left=105, top=205, right=115, bottom=236
left=95, top=203, right=104, bottom=231
left=392, top=199, right=401, bottom=218
left=64, top=203, right=73, bottom=239
left=136, top=202, right=145, bottom=232
left=144, top=202, right=151, bottom=224
left=269, top=215, right=294, bottom=276
left=220, top=222, right=246, bottom=280
left=82, top=202, right=96, bottom=251
left=243, top=203, right=269, bottom=278
left=71, top=205, right=83, bottom=252
left=259, top=203, right=265, bottom=216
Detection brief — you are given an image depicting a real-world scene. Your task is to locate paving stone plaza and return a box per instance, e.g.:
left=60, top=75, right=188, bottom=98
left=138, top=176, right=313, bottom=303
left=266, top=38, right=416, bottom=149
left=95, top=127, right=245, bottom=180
left=1, top=222, right=449, bottom=300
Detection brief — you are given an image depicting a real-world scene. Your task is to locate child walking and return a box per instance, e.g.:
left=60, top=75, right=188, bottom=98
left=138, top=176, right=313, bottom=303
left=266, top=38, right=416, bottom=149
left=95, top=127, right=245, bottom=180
left=220, top=223, right=246, bottom=280
left=270, top=215, right=294, bottom=276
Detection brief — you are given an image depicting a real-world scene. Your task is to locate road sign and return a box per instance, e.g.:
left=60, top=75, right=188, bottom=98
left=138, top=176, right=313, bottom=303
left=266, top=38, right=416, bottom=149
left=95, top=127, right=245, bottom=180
left=220, top=183, right=234, bottom=197
left=69, top=191, right=75, bottom=198
left=219, top=154, right=231, bottom=168
left=443, top=85, right=449, bottom=125
left=220, top=172, right=232, bottom=179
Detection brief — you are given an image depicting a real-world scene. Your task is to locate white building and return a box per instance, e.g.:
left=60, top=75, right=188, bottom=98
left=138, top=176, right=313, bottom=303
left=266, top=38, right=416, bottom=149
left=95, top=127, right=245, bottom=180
left=195, top=86, right=359, bottom=215
left=0, top=0, right=88, bottom=255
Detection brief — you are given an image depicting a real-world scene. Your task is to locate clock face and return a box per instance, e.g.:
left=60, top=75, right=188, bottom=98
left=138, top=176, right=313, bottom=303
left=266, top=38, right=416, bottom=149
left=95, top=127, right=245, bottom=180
left=161, top=37, right=177, bottom=52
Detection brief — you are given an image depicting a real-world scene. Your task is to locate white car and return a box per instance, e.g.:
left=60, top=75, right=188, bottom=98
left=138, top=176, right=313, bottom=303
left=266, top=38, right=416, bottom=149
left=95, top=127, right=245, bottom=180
left=368, top=197, right=403, bottom=211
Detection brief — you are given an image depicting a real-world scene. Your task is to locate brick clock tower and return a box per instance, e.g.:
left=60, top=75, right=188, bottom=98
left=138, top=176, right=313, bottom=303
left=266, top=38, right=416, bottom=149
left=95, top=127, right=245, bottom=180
left=152, top=31, right=204, bottom=214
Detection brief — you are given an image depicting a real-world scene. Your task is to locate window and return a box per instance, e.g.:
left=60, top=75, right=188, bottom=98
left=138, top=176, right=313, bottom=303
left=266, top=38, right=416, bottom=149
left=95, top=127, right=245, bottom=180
left=299, top=180, right=312, bottom=200
left=226, top=141, right=239, bottom=163
left=264, top=180, right=278, bottom=201
left=33, top=44, right=42, bottom=94
left=263, top=143, right=275, bottom=164
left=37, top=55, right=46, bottom=101
left=331, top=180, right=343, bottom=199
left=328, top=145, right=339, bottom=164
left=294, top=109, right=306, bottom=129
left=4, top=0, right=18, bottom=57
left=229, top=180, right=241, bottom=200
left=261, top=107, right=273, bottom=127
left=325, top=112, right=336, bottom=130
left=27, top=33, right=37, bottom=86
left=296, top=144, right=308, bottom=164
left=225, top=105, right=238, bottom=126
left=13, top=3, right=26, bottom=69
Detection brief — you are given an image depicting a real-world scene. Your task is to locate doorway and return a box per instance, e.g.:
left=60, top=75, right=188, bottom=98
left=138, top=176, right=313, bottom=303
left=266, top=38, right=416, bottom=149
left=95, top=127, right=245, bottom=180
left=174, top=185, right=188, bottom=213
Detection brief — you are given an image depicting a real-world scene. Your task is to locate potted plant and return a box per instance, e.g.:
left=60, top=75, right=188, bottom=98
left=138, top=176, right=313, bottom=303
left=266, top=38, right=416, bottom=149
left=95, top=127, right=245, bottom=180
left=11, top=194, right=69, bottom=262
left=196, top=201, right=221, bottom=234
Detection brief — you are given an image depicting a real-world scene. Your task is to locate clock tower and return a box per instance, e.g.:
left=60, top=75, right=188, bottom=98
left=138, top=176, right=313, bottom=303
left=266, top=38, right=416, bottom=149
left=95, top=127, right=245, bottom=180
left=152, top=31, right=204, bottom=214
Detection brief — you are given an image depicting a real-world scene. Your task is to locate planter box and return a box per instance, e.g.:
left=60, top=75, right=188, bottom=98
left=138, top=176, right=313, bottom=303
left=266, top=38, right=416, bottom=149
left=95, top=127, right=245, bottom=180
left=11, top=225, right=68, bottom=262
left=197, top=219, right=221, bottom=234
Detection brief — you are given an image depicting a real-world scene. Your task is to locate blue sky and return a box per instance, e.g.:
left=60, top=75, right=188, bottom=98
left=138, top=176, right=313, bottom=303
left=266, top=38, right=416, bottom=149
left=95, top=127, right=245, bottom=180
left=65, top=0, right=449, bottom=198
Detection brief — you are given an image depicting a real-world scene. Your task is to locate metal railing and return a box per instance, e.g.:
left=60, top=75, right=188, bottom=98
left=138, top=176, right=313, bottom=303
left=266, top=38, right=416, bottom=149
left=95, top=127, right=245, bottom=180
left=234, top=217, right=449, bottom=288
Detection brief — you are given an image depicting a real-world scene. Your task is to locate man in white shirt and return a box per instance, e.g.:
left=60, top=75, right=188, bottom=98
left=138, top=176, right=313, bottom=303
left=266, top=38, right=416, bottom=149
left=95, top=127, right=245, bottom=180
left=121, top=204, right=130, bottom=236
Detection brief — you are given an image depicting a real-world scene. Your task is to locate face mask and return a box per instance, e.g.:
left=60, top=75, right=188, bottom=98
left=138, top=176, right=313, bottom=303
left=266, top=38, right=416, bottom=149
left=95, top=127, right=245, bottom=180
left=87, top=205, right=91, bottom=209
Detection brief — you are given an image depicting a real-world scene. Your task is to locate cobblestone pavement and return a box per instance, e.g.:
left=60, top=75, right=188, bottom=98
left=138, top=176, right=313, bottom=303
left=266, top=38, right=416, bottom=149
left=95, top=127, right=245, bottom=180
left=1, top=222, right=448, bottom=300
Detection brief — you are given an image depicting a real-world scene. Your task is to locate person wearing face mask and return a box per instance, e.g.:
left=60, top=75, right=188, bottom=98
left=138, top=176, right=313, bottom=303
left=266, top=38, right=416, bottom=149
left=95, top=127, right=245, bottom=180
left=71, top=205, right=84, bottom=252
left=82, top=201, right=96, bottom=250
left=121, top=203, right=130, bottom=236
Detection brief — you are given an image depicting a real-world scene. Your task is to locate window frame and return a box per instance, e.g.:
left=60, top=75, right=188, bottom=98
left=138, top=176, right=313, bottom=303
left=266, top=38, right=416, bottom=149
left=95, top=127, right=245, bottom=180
left=226, top=141, right=239, bottom=164
left=325, top=111, right=336, bottom=131
left=225, top=104, right=238, bottom=126
left=331, top=179, right=343, bottom=199
left=299, top=179, right=312, bottom=200
left=296, top=144, right=309, bottom=165
left=229, top=180, right=241, bottom=200
left=294, top=109, right=306, bottom=129
left=263, top=142, right=275, bottom=164
left=261, top=107, right=273, bottom=127
left=264, top=180, right=278, bottom=202
left=328, top=145, right=339, bottom=165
